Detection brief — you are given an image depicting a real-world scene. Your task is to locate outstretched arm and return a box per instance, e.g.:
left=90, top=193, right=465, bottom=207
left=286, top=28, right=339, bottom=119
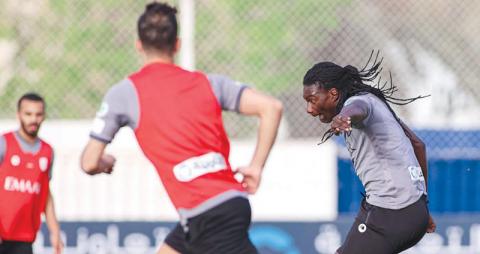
left=45, top=190, right=64, bottom=254
left=237, top=88, right=283, bottom=194
left=331, top=99, right=370, bottom=134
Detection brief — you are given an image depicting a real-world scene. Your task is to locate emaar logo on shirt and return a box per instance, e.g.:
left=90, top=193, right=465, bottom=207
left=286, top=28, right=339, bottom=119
left=4, top=176, right=41, bottom=194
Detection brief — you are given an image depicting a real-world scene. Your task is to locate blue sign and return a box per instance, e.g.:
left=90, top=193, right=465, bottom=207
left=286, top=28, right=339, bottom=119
left=35, top=215, right=480, bottom=254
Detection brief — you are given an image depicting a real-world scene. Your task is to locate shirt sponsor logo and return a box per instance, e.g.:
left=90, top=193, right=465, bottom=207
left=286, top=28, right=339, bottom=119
left=39, top=157, right=49, bottom=172
left=408, top=166, right=425, bottom=181
left=173, top=152, right=227, bottom=182
left=3, top=176, right=41, bottom=194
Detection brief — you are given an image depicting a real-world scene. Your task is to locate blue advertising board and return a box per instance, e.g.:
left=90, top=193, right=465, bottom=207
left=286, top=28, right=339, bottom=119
left=35, top=215, right=480, bottom=254
left=337, top=130, right=480, bottom=214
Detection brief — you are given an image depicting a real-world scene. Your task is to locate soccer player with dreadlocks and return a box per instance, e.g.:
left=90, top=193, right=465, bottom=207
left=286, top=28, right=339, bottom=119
left=302, top=52, right=436, bottom=254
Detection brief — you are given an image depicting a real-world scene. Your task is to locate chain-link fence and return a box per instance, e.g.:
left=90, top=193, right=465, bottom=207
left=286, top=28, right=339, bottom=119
left=1, top=0, right=480, bottom=140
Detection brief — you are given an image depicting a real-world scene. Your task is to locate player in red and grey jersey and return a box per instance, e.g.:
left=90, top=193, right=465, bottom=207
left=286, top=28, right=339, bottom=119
left=0, top=93, right=63, bottom=254
left=80, top=2, right=282, bottom=254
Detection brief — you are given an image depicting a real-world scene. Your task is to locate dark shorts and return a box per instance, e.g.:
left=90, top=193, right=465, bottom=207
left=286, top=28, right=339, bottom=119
left=165, top=197, right=258, bottom=254
left=0, top=240, right=33, bottom=254
left=337, top=195, right=429, bottom=254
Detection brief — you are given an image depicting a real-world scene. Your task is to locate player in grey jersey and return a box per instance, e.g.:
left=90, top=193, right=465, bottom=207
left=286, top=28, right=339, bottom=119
left=302, top=53, right=436, bottom=254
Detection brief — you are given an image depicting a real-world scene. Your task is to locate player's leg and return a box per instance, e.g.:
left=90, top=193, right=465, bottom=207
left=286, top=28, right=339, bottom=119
left=391, top=195, right=429, bottom=253
left=0, top=241, right=33, bottom=254
left=157, top=244, right=181, bottom=254
left=159, top=223, right=189, bottom=254
left=186, top=197, right=258, bottom=254
left=0, top=240, right=7, bottom=254
left=336, top=199, right=394, bottom=254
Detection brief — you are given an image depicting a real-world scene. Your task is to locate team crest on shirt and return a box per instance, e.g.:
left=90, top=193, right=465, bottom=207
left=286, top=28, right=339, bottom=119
left=10, top=155, right=20, bottom=166
left=96, top=102, right=109, bottom=117
left=39, top=157, right=49, bottom=172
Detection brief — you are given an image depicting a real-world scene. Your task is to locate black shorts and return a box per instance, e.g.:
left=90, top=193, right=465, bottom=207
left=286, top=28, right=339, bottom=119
left=165, top=197, right=258, bottom=254
left=337, top=195, right=429, bottom=254
left=0, top=240, right=33, bottom=254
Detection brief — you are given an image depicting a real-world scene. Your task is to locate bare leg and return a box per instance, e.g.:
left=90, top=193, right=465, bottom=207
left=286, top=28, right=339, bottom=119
left=156, top=243, right=181, bottom=254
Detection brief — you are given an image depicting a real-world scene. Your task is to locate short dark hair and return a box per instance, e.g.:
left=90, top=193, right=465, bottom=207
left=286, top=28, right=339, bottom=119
left=137, top=2, right=178, bottom=54
left=17, top=92, right=45, bottom=111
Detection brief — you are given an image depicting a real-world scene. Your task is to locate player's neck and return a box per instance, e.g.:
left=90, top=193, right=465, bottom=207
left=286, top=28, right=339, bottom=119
left=144, top=55, right=174, bottom=66
left=16, top=129, right=38, bottom=144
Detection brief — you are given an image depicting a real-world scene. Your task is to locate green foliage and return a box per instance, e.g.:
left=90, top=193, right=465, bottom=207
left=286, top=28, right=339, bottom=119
left=0, top=0, right=143, bottom=118
left=0, top=0, right=348, bottom=118
left=196, top=0, right=349, bottom=94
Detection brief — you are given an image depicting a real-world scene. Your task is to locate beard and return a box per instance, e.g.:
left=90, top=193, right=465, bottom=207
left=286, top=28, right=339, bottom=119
left=20, top=121, right=40, bottom=138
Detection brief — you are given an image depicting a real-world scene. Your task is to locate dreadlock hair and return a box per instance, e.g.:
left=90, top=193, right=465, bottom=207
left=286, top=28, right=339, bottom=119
left=303, top=51, right=429, bottom=144
left=137, top=2, right=178, bottom=54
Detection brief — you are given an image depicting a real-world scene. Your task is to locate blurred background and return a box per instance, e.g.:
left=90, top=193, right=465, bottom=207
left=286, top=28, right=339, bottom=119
left=1, top=0, right=480, bottom=253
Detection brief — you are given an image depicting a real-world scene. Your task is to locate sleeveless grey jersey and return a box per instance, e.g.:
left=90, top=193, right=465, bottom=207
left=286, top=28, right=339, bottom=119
left=342, top=93, right=427, bottom=209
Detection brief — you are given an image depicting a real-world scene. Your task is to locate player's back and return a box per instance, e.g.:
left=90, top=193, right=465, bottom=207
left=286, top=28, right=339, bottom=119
left=129, top=62, right=244, bottom=210
left=131, top=62, right=228, bottom=159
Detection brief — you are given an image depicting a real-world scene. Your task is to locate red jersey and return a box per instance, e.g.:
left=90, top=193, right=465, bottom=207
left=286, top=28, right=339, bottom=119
left=129, top=63, right=245, bottom=210
left=0, top=132, right=53, bottom=242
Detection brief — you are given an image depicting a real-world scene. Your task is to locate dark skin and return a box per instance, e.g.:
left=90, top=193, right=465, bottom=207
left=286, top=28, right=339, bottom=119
left=303, top=84, right=436, bottom=233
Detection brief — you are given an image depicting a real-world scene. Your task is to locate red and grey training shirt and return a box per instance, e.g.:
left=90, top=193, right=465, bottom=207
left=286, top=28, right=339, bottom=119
left=90, top=62, right=249, bottom=219
left=0, top=132, right=53, bottom=242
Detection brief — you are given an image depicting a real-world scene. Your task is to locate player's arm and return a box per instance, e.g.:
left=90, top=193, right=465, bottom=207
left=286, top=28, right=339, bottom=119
left=80, top=80, right=137, bottom=175
left=207, top=74, right=282, bottom=194
left=332, top=99, right=370, bottom=134
left=45, top=190, right=64, bottom=254
left=237, top=88, right=283, bottom=194
left=81, top=140, right=115, bottom=175
left=398, top=121, right=428, bottom=187
left=399, top=120, right=436, bottom=233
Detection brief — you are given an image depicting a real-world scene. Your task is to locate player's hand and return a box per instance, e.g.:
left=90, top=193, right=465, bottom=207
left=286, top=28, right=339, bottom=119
left=426, top=215, right=436, bottom=233
left=331, top=115, right=352, bottom=135
left=50, top=232, right=64, bottom=254
left=236, top=165, right=263, bottom=194
left=99, top=154, right=116, bottom=174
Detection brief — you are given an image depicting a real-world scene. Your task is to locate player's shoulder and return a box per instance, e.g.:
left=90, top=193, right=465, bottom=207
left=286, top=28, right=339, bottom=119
left=38, top=137, right=54, bottom=153
left=188, top=69, right=210, bottom=82
left=0, top=131, right=15, bottom=143
left=344, top=92, right=372, bottom=106
left=206, top=73, right=246, bottom=88
left=0, top=134, right=5, bottom=145
left=207, top=73, right=228, bottom=81
left=106, top=79, right=136, bottom=98
left=0, top=132, right=8, bottom=139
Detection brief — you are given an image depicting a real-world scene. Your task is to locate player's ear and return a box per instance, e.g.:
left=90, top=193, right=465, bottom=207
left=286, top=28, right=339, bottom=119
left=135, top=40, right=144, bottom=54
left=173, top=37, right=181, bottom=54
left=329, top=88, right=339, bottom=101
